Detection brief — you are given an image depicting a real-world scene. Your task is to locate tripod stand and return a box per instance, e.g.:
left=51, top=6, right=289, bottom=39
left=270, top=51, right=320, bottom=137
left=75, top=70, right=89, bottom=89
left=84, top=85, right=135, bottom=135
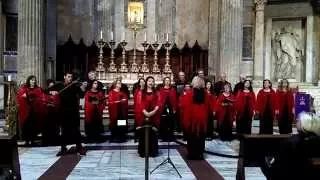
left=150, top=140, right=182, bottom=178
left=150, top=111, right=182, bottom=178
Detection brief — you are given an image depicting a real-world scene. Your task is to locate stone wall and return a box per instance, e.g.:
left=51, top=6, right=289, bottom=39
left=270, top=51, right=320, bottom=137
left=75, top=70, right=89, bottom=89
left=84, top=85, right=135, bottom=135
left=56, top=0, right=210, bottom=49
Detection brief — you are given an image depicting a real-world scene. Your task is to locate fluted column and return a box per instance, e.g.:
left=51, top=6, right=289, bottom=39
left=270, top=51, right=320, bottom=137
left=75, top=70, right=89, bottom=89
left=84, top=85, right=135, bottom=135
left=219, top=0, right=243, bottom=84
left=17, top=0, right=45, bottom=85
left=253, top=0, right=267, bottom=82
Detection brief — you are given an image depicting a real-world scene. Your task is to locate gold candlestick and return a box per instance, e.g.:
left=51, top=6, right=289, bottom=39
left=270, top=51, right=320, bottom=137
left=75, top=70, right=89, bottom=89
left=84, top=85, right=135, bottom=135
left=108, top=40, right=117, bottom=73
left=96, top=39, right=107, bottom=79
left=151, top=42, right=160, bottom=73
left=141, top=41, right=150, bottom=73
left=130, top=30, right=140, bottom=73
left=163, top=41, right=172, bottom=74
left=120, top=40, right=128, bottom=73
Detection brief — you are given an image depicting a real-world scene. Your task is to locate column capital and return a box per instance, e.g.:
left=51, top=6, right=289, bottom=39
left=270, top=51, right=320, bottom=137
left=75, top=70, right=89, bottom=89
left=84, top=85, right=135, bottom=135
left=255, top=0, right=267, bottom=11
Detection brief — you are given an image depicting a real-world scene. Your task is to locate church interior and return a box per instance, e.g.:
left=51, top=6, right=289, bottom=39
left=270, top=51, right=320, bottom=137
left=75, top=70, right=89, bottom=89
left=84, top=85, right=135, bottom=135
left=1, top=0, right=320, bottom=179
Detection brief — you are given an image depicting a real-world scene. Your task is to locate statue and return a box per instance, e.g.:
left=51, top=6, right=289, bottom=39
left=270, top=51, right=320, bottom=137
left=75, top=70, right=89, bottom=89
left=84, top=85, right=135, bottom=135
left=272, top=26, right=303, bottom=80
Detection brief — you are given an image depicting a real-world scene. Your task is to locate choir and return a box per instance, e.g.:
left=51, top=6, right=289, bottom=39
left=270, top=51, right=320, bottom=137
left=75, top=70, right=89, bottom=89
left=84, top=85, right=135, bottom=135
left=15, top=71, right=297, bottom=159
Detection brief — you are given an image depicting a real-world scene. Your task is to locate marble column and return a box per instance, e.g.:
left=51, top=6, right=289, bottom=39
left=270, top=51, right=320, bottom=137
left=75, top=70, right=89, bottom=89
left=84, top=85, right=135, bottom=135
left=17, top=0, right=45, bottom=86
left=219, top=0, right=243, bottom=84
left=253, top=0, right=267, bottom=82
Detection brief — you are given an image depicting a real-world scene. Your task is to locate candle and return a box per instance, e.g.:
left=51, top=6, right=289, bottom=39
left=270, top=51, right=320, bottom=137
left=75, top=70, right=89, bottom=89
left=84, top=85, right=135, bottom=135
left=154, top=33, right=158, bottom=42
left=166, top=33, right=169, bottom=42
left=122, top=32, right=125, bottom=41
left=7, top=75, right=11, bottom=82
left=144, top=32, right=147, bottom=41
left=100, top=30, right=103, bottom=39
left=111, top=31, right=114, bottom=40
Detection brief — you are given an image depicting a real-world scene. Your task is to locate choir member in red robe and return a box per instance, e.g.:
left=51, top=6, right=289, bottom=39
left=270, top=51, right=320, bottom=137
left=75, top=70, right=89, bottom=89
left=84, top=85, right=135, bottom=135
left=256, top=79, right=276, bottom=134
left=133, top=78, right=145, bottom=141
left=205, top=80, right=216, bottom=139
left=275, top=79, right=295, bottom=134
left=16, top=75, right=46, bottom=145
left=178, top=83, right=192, bottom=139
left=214, top=83, right=236, bottom=141
left=183, top=76, right=210, bottom=159
left=84, top=80, right=105, bottom=141
left=235, top=80, right=256, bottom=134
left=42, top=79, right=60, bottom=145
left=135, top=76, right=161, bottom=157
left=158, top=77, right=177, bottom=141
left=108, top=79, right=128, bottom=142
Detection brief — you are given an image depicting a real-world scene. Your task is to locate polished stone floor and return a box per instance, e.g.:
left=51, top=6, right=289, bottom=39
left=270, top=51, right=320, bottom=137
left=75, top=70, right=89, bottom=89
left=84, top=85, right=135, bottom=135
left=17, top=139, right=268, bottom=180
left=14, top=123, right=297, bottom=179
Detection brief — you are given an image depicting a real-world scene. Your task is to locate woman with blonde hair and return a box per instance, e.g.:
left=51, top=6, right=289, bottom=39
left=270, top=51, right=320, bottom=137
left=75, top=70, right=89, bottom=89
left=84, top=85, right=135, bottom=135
left=183, top=76, right=210, bottom=159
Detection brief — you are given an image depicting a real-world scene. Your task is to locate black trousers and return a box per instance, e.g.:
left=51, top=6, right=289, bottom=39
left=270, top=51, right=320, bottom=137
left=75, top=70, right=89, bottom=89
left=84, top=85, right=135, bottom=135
left=59, top=110, right=82, bottom=147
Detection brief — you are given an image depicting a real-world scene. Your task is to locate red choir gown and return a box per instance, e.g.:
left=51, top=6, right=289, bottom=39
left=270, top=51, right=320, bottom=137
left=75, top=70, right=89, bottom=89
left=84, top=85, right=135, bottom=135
left=84, top=90, right=105, bottom=139
left=235, top=91, right=256, bottom=134
left=183, top=88, right=210, bottom=159
left=256, top=89, right=276, bottom=134
left=16, top=85, right=46, bottom=143
left=42, top=91, right=60, bottom=145
left=276, top=89, right=294, bottom=134
left=206, top=90, right=216, bottom=138
left=179, top=89, right=192, bottom=136
left=158, top=87, right=177, bottom=140
left=108, top=89, right=128, bottom=142
left=135, top=90, right=161, bottom=157
left=215, top=93, right=236, bottom=141
left=134, top=89, right=144, bottom=127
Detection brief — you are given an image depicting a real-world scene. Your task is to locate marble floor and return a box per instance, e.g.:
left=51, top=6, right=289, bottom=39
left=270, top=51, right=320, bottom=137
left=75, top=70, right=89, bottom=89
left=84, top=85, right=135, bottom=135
left=15, top=138, right=269, bottom=180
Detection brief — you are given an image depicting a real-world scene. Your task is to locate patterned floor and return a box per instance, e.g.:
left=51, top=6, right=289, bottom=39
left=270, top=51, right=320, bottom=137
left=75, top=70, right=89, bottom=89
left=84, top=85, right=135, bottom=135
left=15, top=139, right=268, bottom=180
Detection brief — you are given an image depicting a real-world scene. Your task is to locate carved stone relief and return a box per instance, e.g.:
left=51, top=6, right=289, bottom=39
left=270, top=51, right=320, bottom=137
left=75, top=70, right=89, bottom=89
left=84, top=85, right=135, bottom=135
left=271, top=20, right=305, bottom=81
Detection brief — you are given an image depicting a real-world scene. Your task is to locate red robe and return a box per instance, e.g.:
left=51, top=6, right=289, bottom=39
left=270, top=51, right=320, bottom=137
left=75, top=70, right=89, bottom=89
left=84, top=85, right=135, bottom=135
left=206, top=91, right=216, bottom=114
left=235, top=91, right=256, bottom=121
left=256, top=89, right=276, bottom=120
left=179, top=89, right=192, bottom=132
left=16, top=85, right=46, bottom=134
left=275, top=90, right=294, bottom=120
left=108, top=89, right=128, bottom=128
left=182, top=89, right=210, bottom=136
left=215, top=93, right=236, bottom=125
left=134, top=89, right=144, bottom=127
left=134, top=91, right=162, bottom=128
left=159, top=87, right=177, bottom=113
left=84, top=90, right=105, bottom=124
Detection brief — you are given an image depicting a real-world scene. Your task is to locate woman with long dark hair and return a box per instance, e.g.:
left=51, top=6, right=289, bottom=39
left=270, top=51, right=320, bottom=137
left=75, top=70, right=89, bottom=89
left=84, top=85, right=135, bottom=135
left=256, top=79, right=276, bottom=134
left=214, top=83, right=236, bottom=141
left=276, top=79, right=294, bottom=134
left=183, top=76, right=210, bottom=159
left=108, top=79, right=128, bottom=142
left=135, top=76, right=161, bottom=157
left=16, top=75, right=46, bottom=145
left=205, top=80, right=216, bottom=139
left=158, top=77, right=177, bottom=141
left=84, top=80, right=105, bottom=141
left=235, top=80, right=256, bottom=134
left=133, top=78, right=145, bottom=141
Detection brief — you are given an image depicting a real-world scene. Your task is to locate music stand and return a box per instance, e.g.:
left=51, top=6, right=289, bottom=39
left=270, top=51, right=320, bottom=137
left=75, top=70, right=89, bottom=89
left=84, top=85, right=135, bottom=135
left=136, top=118, right=158, bottom=180
left=150, top=110, right=182, bottom=178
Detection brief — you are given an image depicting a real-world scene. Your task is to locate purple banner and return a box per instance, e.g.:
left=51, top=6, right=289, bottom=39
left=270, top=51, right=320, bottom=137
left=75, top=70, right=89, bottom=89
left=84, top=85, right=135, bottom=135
left=295, top=92, right=311, bottom=116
